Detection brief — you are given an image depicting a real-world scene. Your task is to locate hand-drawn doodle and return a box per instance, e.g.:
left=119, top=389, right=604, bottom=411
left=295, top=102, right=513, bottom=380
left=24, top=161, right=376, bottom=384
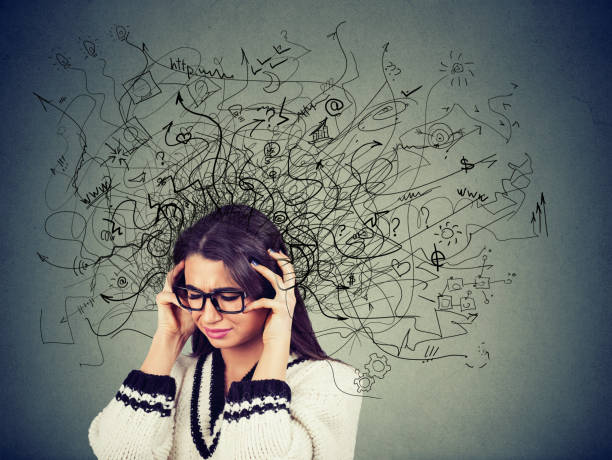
left=36, top=22, right=548, bottom=395
left=465, top=342, right=491, bottom=368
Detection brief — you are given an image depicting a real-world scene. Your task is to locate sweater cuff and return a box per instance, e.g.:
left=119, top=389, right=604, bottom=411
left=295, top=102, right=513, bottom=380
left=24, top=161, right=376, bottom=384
left=114, top=370, right=177, bottom=417
left=224, top=379, right=291, bottom=423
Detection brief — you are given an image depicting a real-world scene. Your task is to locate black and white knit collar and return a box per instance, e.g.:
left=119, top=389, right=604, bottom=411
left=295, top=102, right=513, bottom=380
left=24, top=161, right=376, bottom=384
left=190, top=347, right=308, bottom=459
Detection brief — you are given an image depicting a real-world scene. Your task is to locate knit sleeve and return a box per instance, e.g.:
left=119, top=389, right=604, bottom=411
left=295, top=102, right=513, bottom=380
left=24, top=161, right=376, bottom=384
left=88, top=370, right=177, bottom=459
left=221, top=361, right=363, bottom=460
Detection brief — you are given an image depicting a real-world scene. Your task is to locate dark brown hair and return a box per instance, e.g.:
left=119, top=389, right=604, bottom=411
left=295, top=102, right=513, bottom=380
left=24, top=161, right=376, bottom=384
left=172, top=204, right=346, bottom=365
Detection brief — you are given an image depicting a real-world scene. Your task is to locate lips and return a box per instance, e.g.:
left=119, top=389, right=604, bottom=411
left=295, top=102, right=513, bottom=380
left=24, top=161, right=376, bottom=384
left=205, top=328, right=231, bottom=333
left=204, top=327, right=232, bottom=338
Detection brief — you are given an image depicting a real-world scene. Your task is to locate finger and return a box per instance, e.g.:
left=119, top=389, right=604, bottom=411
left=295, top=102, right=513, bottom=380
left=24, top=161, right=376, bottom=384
left=245, top=297, right=294, bottom=315
left=156, top=290, right=182, bottom=309
left=267, top=249, right=296, bottom=285
left=243, top=298, right=266, bottom=313
left=244, top=298, right=281, bottom=314
left=250, top=258, right=284, bottom=288
left=164, top=259, right=185, bottom=292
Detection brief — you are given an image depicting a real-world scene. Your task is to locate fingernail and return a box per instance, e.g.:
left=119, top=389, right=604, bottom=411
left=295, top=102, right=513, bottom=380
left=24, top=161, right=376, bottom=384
left=250, top=258, right=259, bottom=266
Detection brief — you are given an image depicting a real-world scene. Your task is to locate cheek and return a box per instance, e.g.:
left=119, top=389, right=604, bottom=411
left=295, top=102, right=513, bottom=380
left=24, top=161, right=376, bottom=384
left=241, top=308, right=269, bottom=331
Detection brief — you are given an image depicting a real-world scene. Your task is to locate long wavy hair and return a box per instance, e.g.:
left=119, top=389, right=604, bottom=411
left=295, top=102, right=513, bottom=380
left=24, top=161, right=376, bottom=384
left=172, top=204, right=345, bottom=365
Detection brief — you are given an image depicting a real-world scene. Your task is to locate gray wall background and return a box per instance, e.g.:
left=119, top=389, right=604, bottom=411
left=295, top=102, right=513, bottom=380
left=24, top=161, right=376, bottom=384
left=1, top=0, right=611, bottom=458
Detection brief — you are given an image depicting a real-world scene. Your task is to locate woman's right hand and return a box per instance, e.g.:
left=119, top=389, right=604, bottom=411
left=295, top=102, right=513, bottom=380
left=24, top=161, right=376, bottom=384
left=155, top=259, right=196, bottom=340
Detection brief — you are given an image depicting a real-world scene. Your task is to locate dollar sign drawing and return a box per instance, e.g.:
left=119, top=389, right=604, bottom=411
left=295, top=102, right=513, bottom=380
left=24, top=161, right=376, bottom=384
left=460, top=156, right=474, bottom=173
left=430, top=244, right=445, bottom=272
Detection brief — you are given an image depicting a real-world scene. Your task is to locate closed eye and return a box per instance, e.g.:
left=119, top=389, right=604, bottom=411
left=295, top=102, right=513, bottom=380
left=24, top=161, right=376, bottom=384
left=219, top=294, right=240, bottom=301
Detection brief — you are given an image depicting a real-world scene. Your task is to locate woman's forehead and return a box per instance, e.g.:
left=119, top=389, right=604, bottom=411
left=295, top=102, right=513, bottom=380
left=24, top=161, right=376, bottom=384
left=184, top=254, right=239, bottom=289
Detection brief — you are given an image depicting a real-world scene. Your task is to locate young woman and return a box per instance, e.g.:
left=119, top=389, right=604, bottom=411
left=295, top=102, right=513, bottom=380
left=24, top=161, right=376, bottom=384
left=88, top=204, right=362, bottom=459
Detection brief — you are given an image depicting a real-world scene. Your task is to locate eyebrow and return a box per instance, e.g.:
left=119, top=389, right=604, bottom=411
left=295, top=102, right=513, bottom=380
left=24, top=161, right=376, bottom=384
left=185, top=284, right=242, bottom=292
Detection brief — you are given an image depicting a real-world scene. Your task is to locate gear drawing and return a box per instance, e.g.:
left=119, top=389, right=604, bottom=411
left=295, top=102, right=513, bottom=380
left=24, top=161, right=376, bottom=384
left=353, top=369, right=375, bottom=392
left=364, top=353, right=391, bottom=379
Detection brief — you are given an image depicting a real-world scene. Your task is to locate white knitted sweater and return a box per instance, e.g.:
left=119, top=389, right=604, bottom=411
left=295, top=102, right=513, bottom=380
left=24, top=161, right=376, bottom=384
left=88, top=348, right=362, bottom=459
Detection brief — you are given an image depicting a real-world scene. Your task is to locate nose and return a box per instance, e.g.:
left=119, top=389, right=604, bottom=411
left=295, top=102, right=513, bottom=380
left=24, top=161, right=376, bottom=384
left=193, top=296, right=223, bottom=323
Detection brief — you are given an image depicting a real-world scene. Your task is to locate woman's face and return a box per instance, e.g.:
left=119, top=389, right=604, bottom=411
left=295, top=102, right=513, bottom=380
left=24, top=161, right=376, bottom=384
left=184, top=253, right=268, bottom=351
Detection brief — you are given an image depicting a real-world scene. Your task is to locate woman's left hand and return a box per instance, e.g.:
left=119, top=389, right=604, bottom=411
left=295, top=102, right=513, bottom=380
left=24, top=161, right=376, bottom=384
left=245, top=248, right=296, bottom=346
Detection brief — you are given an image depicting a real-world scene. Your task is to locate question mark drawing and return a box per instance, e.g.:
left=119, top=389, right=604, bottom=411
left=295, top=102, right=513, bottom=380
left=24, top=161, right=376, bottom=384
left=266, top=108, right=275, bottom=128
left=338, top=224, right=346, bottom=237
left=156, top=151, right=165, bottom=166
left=418, top=206, right=430, bottom=228
left=391, top=217, right=400, bottom=236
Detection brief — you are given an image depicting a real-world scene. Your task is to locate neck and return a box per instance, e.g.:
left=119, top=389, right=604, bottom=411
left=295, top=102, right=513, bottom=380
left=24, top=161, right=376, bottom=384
left=220, top=335, right=265, bottom=379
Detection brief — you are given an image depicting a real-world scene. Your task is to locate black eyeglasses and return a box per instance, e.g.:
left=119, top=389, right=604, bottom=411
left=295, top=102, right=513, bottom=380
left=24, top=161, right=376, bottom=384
left=172, top=285, right=247, bottom=313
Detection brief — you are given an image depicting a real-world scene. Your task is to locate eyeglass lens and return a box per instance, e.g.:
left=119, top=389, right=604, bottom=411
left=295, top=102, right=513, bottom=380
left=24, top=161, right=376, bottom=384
left=174, top=287, right=244, bottom=312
